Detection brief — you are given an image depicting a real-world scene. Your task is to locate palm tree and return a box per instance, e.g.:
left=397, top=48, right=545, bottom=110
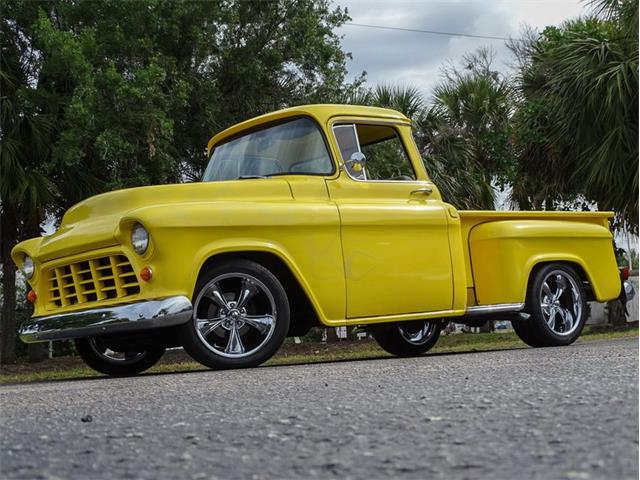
left=430, top=48, right=514, bottom=184
left=0, top=17, right=54, bottom=364
left=510, top=0, right=638, bottom=231
left=417, top=110, right=495, bottom=210
left=370, top=84, right=426, bottom=120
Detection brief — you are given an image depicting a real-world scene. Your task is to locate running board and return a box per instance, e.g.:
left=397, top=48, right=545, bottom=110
left=455, top=303, right=529, bottom=326
left=465, top=303, right=525, bottom=316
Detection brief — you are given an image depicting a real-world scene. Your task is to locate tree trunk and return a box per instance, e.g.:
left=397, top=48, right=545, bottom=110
left=607, top=300, right=627, bottom=326
left=1, top=207, right=18, bottom=364
left=479, top=320, right=495, bottom=333
left=325, top=327, right=339, bottom=343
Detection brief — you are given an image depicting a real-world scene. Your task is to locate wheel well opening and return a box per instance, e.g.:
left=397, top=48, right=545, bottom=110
left=198, top=251, right=320, bottom=336
left=529, top=261, right=595, bottom=301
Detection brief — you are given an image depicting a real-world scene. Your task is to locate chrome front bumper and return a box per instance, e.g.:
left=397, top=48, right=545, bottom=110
left=19, top=296, right=193, bottom=343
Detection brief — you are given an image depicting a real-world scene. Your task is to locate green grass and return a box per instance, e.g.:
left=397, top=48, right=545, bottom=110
left=0, top=327, right=636, bottom=385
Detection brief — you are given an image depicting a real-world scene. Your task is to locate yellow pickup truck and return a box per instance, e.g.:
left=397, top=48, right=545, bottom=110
left=12, top=105, right=632, bottom=375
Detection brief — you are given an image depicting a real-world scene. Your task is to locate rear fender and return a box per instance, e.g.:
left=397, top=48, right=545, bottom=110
left=468, top=220, right=620, bottom=305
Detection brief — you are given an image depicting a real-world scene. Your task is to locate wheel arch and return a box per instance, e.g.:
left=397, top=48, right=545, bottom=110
left=194, top=248, right=324, bottom=336
left=525, top=258, right=595, bottom=301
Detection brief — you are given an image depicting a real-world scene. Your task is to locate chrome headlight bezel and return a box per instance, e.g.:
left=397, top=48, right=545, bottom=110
left=131, top=223, right=150, bottom=255
left=22, top=255, right=35, bottom=279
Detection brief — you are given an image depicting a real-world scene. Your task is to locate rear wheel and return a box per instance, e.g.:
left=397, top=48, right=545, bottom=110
left=181, top=259, right=290, bottom=369
left=372, top=320, right=442, bottom=357
left=75, top=338, right=165, bottom=376
left=513, top=263, right=587, bottom=347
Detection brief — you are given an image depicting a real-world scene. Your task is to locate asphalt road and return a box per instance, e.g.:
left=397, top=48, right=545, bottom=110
left=1, top=338, right=637, bottom=480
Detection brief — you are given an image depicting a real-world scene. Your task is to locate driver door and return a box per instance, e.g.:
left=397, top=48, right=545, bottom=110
left=327, top=121, right=454, bottom=319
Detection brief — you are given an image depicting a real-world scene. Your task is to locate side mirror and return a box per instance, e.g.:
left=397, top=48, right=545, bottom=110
left=345, top=151, right=367, bottom=175
left=347, top=151, right=366, bottom=164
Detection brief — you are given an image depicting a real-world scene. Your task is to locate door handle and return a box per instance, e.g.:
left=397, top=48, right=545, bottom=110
left=410, top=187, right=433, bottom=196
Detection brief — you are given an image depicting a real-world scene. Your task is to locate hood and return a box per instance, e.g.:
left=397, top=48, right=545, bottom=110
left=31, top=179, right=294, bottom=263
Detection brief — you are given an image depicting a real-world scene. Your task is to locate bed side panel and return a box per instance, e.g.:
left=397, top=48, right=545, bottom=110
left=468, top=220, right=620, bottom=305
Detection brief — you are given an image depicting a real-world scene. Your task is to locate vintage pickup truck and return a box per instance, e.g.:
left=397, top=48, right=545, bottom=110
left=12, top=105, right=633, bottom=375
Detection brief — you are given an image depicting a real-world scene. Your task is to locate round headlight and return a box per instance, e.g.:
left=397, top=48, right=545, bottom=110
left=131, top=223, right=149, bottom=255
left=22, top=256, right=34, bottom=279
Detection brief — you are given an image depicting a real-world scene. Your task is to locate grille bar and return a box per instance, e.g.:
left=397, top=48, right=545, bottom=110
left=109, top=256, right=125, bottom=298
left=46, top=255, right=140, bottom=310
left=53, top=269, right=68, bottom=308
left=88, top=259, right=106, bottom=301
left=69, top=263, right=86, bottom=304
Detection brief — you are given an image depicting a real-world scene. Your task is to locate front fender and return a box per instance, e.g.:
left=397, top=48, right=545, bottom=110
left=189, top=239, right=333, bottom=322
left=469, top=220, right=620, bottom=305
left=119, top=201, right=345, bottom=324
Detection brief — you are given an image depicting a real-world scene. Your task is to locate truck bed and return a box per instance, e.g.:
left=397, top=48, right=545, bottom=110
left=455, top=210, right=617, bottom=306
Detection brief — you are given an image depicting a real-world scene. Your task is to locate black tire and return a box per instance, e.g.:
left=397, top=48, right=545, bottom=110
left=181, top=259, right=290, bottom=369
left=75, top=338, right=165, bottom=376
left=513, top=263, right=587, bottom=348
left=372, top=320, right=442, bottom=357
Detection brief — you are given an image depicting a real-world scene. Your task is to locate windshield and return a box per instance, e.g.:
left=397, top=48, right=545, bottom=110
left=203, top=117, right=334, bottom=181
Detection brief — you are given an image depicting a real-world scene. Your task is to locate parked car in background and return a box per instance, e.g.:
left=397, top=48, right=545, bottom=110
left=12, top=105, right=634, bottom=375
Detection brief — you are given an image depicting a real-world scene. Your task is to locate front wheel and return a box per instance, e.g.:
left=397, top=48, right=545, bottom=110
left=181, top=259, right=290, bottom=369
left=75, top=338, right=165, bottom=376
left=372, top=320, right=442, bottom=357
left=513, top=263, right=587, bottom=347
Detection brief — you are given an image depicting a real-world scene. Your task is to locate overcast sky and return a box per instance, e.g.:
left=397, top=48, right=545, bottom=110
left=334, top=0, right=586, bottom=98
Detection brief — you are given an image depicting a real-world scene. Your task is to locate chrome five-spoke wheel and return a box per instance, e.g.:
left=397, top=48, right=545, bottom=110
left=513, top=263, right=587, bottom=348
left=539, top=270, right=582, bottom=336
left=372, top=319, right=443, bottom=357
left=398, top=320, right=440, bottom=345
left=74, top=338, right=165, bottom=376
left=88, top=339, right=147, bottom=363
left=182, top=259, right=290, bottom=369
left=194, top=273, right=277, bottom=358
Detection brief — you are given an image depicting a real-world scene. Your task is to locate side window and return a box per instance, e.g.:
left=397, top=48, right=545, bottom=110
left=332, top=124, right=415, bottom=181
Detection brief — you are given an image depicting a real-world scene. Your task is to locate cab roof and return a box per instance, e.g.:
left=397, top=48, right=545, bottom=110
left=206, top=104, right=410, bottom=153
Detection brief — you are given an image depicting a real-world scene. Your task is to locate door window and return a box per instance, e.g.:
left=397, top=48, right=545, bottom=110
left=333, top=124, right=415, bottom=181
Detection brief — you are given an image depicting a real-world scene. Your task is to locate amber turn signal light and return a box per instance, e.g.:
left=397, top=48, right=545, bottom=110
left=27, top=290, right=37, bottom=303
left=140, top=266, right=153, bottom=282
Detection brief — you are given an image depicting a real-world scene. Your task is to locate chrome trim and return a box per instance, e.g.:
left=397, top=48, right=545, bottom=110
left=465, top=303, right=525, bottom=316
left=19, top=296, right=193, bottom=343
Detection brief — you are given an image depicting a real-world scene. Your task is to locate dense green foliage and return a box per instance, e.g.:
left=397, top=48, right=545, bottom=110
left=510, top=0, right=638, bottom=231
left=3, top=0, right=358, bottom=210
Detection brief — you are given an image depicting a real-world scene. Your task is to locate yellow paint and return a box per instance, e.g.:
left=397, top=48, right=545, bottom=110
left=11, top=104, right=622, bottom=329
left=465, top=217, right=620, bottom=304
